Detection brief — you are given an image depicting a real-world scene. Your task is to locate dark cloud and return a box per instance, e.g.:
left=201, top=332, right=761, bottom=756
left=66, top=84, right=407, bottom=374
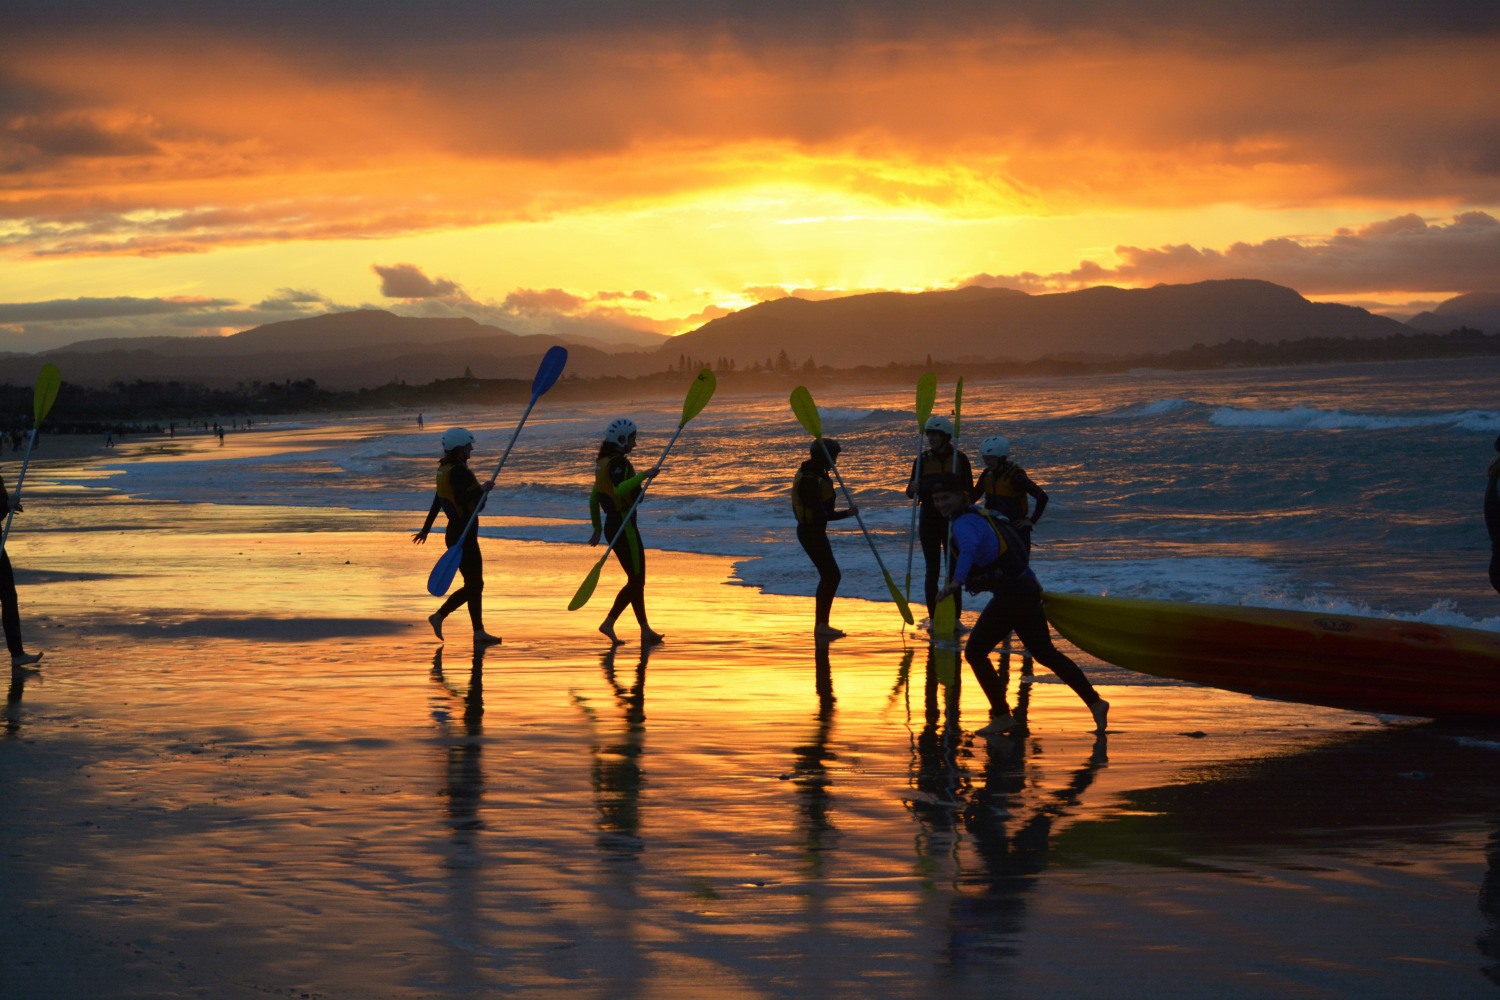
left=374, top=263, right=464, bottom=299
left=960, top=213, right=1500, bottom=297
left=0, top=296, right=234, bottom=323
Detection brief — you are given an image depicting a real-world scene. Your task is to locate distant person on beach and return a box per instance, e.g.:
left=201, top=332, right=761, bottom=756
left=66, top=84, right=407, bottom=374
left=1, top=473, right=43, bottom=669
left=792, top=438, right=858, bottom=639
left=589, top=417, right=663, bottom=645
left=929, top=473, right=1107, bottom=735
left=1488, top=434, right=1500, bottom=595
left=417, top=413, right=424, bottom=428
left=104, top=428, right=114, bottom=448
left=413, top=428, right=500, bottom=645
left=975, top=435, right=1048, bottom=529
left=907, top=415, right=972, bottom=621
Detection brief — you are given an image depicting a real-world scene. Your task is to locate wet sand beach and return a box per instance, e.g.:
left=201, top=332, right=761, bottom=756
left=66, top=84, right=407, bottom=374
left=4, top=455, right=1500, bottom=997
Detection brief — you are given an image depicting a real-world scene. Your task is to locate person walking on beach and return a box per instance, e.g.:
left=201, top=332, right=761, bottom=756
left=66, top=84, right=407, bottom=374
left=907, top=415, right=972, bottom=622
left=1487, top=434, right=1500, bottom=595
left=975, top=435, right=1048, bottom=529
left=589, top=418, right=663, bottom=645
left=792, top=439, right=858, bottom=639
left=1, top=473, right=43, bottom=668
left=413, top=428, right=500, bottom=645
left=929, top=473, right=1107, bottom=736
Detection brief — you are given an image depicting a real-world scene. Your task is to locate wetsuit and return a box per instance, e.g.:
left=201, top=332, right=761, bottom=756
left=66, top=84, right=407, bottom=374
left=946, top=505, right=1102, bottom=716
left=976, top=459, right=1048, bottom=525
left=591, top=448, right=652, bottom=629
left=909, top=443, right=973, bottom=617
left=421, top=456, right=486, bottom=630
left=1487, top=455, right=1500, bottom=596
left=0, top=475, right=25, bottom=658
left=793, top=459, right=856, bottom=627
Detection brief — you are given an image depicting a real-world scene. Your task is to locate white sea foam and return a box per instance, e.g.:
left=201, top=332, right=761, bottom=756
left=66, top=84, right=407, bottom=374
left=1210, top=404, right=1500, bottom=432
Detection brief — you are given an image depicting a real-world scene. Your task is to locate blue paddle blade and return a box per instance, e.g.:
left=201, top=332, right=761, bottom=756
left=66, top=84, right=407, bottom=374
left=427, top=541, right=463, bottom=596
left=531, top=346, right=568, bottom=399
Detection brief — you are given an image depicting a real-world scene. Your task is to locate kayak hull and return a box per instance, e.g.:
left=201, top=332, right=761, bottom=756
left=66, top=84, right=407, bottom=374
left=1043, top=592, right=1500, bottom=721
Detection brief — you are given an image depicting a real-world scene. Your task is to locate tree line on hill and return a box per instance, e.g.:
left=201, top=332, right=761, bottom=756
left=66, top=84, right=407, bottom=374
left=3, top=327, right=1497, bottom=429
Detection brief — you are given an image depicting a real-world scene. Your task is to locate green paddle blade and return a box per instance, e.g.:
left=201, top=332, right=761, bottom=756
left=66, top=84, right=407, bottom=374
left=953, top=376, right=964, bottom=438
left=569, top=552, right=609, bottom=610
left=915, top=372, right=936, bottom=430
left=681, top=367, right=717, bottom=425
left=33, top=364, right=61, bottom=424
left=789, top=385, right=822, bottom=439
left=933, top=594, right=956, bottom=636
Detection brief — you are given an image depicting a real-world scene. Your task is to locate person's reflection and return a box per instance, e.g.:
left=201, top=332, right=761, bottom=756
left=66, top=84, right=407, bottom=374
left=591, top=643, right=649, bottom=861
left=945, top=725, right=1107, bottom=974
left=905, top=645, right=971, bottom=868
left=1478, top=824, right=1500, bottom=985
left=791, top=638, right=839, bottom=878
left=429, top=645, right=486, bottom=991
left=6, top=663, right=41, bottom=738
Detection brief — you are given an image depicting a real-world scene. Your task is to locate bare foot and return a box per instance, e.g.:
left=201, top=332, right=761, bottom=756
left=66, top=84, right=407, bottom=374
left=643, top=630, right=665, bottom=645
left=10, top=650, right=43, bottom=668
left=975, top=712, right=1016, bottom=736
left=1090, top=698, right=1110, bottom=733
left=814, top=625, right=846, bottom=639
left=428, top=614, right=444, bottom=641
left=474, top=631, right=502, bottom=646
left=599, top=621, right=624, bottom=645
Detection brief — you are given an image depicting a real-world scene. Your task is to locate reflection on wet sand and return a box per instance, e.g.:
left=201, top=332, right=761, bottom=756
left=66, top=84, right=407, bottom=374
left=791, top=639, right=839, bottom=878
left=6, top=663, right=41, bottom=737
left=429, top=645, right=487, bottom=994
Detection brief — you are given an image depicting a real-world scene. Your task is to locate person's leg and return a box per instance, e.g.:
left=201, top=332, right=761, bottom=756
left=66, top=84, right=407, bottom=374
left=458, top=537, right=498, bottom=642
left=919, top=507, right=944, bottom=617
left=963, top=595, right=1015, bottom=731
left=1, top=552, right=24, bottom=658
left=798, top=524, right=842, bottom=633
left=1015, top=600, right=1107, bottom=730
left=1491, top=548, right=1500, bottom=596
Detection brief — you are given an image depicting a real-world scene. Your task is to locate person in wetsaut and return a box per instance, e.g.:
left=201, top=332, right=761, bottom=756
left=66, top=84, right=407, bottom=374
left=589, top=417, right=663, bottom=646
left=414, top=428, right=500, bottom=645
left=907, top=415, right=973, bottom=623
left=1488, top=434, right=1500, bottom=596
left=929, top=472, right=1107, bottom=735
left=974, top=434, right=1048, bottom=529
left=1, top=472, right=43, bottom=669
left=792, top=438, right=858, bottom=639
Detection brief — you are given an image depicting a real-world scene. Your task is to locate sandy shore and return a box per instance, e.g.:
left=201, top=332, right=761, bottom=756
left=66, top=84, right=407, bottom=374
left=3, top=465, right=1500, bottom=997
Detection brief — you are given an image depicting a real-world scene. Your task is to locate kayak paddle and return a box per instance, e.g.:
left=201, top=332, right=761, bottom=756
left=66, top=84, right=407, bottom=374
left=569, top=368, right=717, bottom=611
left=0, top=364, right=61, bottom=555
left=933, top=377, right=964, bottom=637
left=789, top=385, right=914, bottom=625
left=904, top=372, right=937, bottom=603
left=426, top=346, right=568, bottom=596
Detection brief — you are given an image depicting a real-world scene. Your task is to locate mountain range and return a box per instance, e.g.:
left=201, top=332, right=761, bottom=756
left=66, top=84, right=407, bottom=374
left=4, top=280, right=1491, bottom=390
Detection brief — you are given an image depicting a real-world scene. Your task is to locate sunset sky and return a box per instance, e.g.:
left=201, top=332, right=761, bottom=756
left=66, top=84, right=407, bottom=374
left=4, top=1, right=1499, bottom=352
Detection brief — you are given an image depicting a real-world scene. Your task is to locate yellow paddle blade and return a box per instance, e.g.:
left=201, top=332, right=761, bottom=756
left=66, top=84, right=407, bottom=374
left=883, top=570, right=915, bottom=625
left=33, top=364, right=61, bottom=425
left=789, top=385, right=822, bottom=439
left=915, top=372, right=936, bottom=430
left=953, top=376, right=964, bottom=438
left=933, top=594, right=956, bottom=637
left=569, top=554, right=609, bottom=610
left=932, top=644, right=959, bottom=687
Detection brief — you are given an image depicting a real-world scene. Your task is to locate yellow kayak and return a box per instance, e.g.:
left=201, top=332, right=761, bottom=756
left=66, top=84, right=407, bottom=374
left=1044, top=591, right=1500, bottom=720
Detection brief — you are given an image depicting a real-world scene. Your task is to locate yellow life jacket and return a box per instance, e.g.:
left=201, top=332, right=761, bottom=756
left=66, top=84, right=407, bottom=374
left=792, top=465, right=836, bottom=526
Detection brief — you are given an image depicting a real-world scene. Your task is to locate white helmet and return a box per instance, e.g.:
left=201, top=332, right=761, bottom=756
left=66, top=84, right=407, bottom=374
left=924, top=415, right=954, bottom=437
left=603, top=417, right=638, bottom=448
left=441, top=427, right=475, bottom=452
left=980, top=435, right=1010, bottom=459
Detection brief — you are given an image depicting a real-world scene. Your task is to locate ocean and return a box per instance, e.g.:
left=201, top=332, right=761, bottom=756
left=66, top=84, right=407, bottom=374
left=83, top=354, right=1500, bottom=631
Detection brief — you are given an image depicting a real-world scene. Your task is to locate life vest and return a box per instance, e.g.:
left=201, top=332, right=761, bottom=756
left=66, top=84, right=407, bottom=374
left=954, top=506, right=1031, bottom=592
left=594, top=453, right=636, bottom=516
left=792, top=464, right=836, bottom=526
left=980, top=461, right=1030, bottom=520
left=436, top=459, right=479, bottom=522
left=914, top=445, right=969, bottom=501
